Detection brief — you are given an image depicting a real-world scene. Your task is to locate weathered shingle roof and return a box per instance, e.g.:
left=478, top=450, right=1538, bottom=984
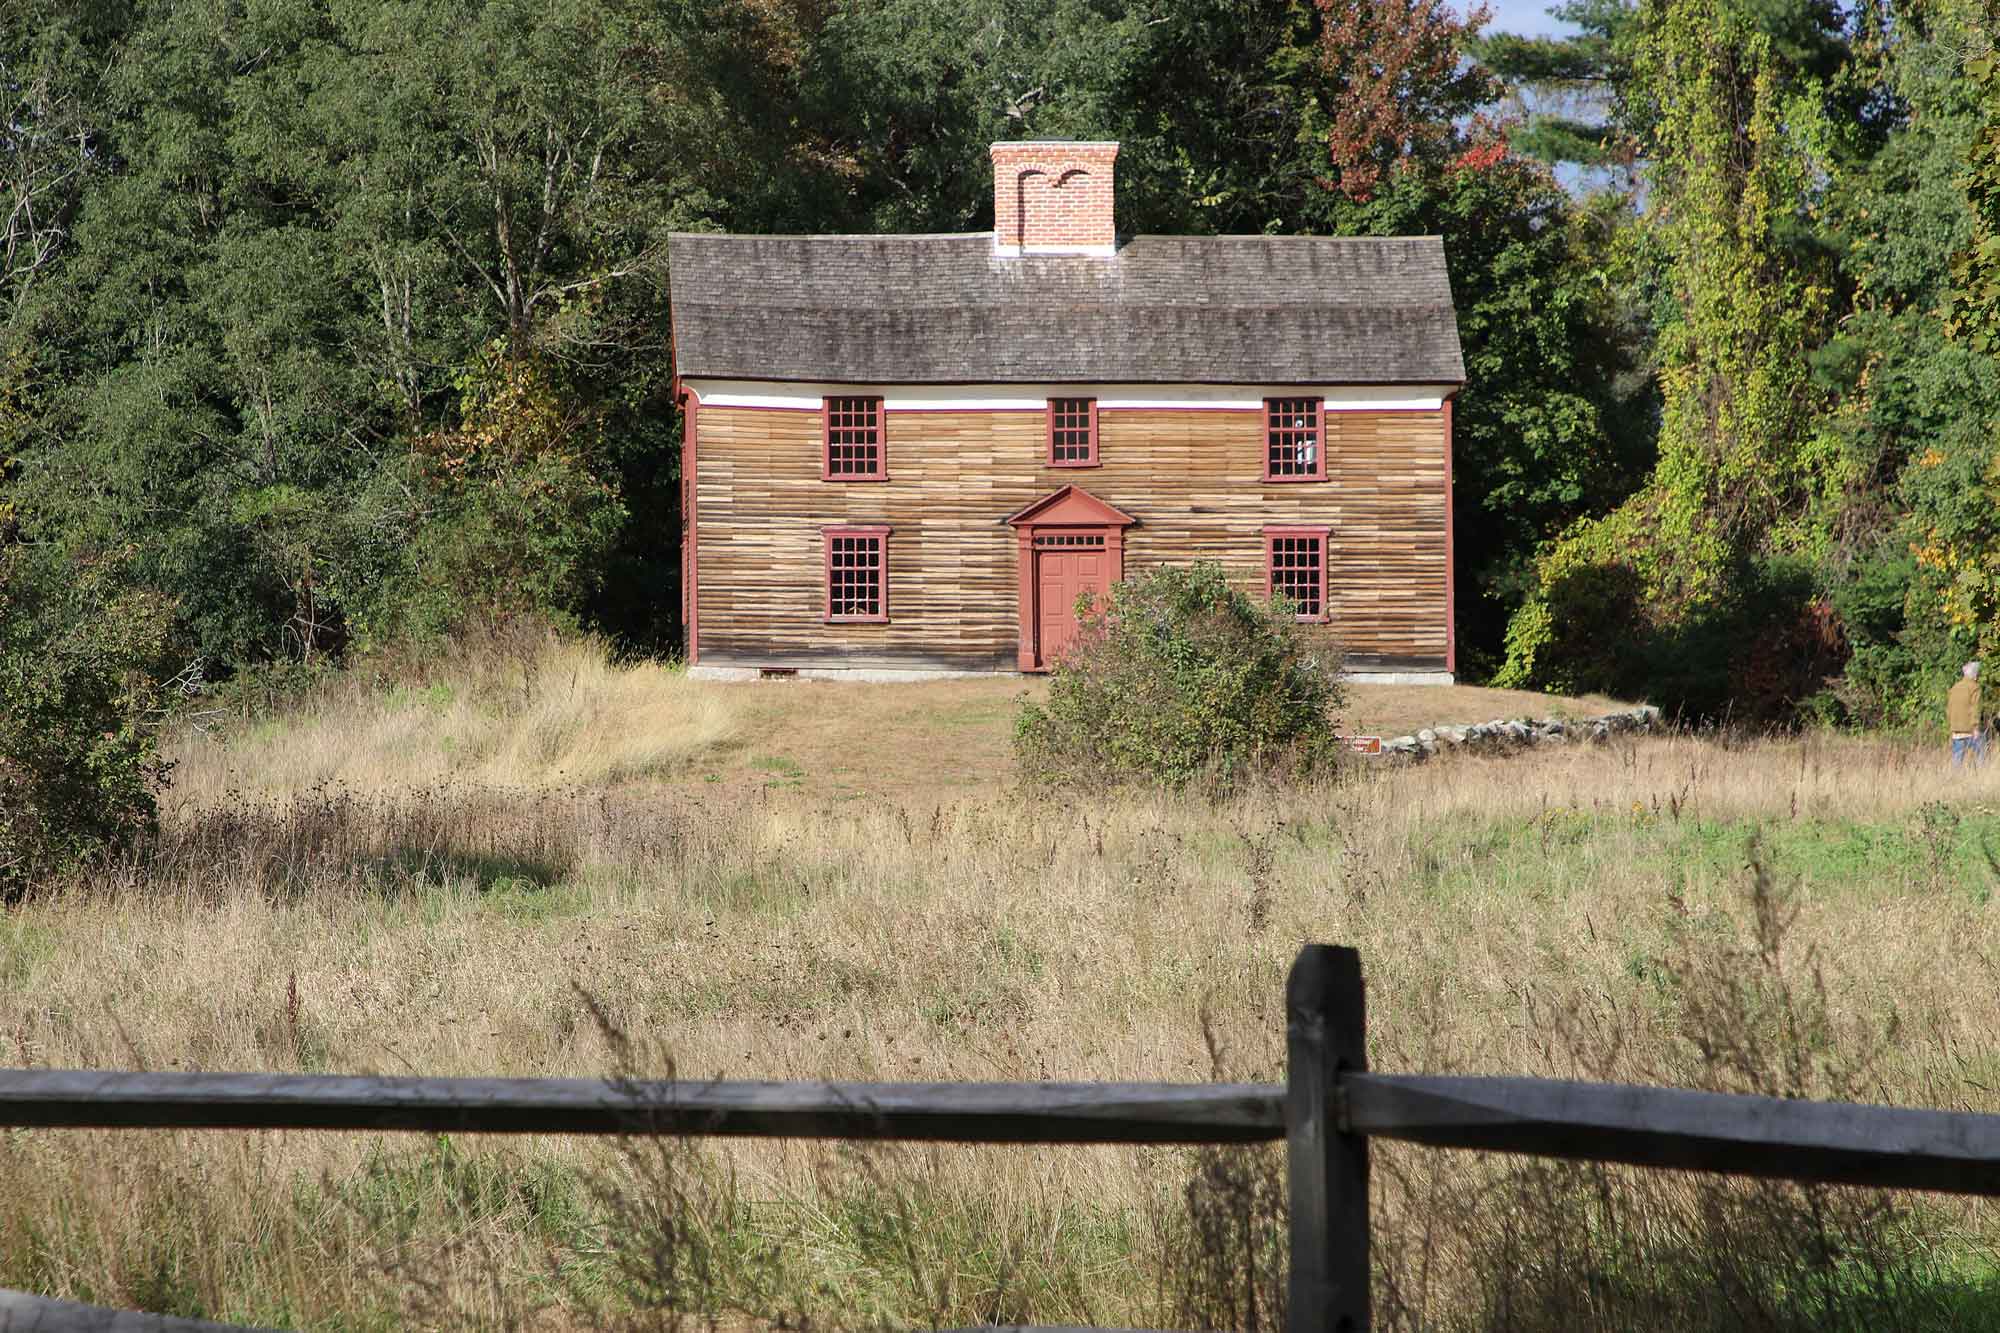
left=668, top=233, right=1464, bottom=385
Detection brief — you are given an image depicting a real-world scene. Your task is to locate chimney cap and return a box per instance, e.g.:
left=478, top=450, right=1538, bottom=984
left=989, top=139, right=1120, bottom=150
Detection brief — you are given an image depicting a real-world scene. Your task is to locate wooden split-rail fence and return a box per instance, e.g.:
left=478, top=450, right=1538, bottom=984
left=11, top=943, right=2000, bottom=1332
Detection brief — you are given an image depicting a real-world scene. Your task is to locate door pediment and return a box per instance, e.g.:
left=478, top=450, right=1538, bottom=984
left=1003, top=485, right=1137, bottom=530
left=1008, top=486, right=1132, bottom=671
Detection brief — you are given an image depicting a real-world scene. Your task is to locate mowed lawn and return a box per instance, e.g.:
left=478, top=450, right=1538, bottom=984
left=8, top=639, right=2000, bottom=1329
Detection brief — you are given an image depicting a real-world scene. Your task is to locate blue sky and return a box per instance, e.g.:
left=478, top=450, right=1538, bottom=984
left=1471, top=0, right=1622, bottom=194
left=1481, top=0, right=1577, bottom=39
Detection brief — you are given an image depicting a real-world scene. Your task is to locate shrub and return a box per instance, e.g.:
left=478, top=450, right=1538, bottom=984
left=0, top=551, right=174, bottom=888
left=1497, top=504, right=1840, bottom=725
left=1013, top=562, right=1345, bottom=791
left=371, top=346, right=627, bottom=646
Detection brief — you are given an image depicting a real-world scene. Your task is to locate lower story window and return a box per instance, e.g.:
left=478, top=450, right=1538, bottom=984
left=825, top=525, right=890, bottom=622
left=1265, top=526, right=1330, bottom=620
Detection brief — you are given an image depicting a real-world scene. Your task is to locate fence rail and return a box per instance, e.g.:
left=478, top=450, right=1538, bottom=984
left=1345, top=1072, right=2000, bottom=1196
left=8, top=943, right=2000, bottom=1333
left=0, top=1070, right=1286, bottom=1142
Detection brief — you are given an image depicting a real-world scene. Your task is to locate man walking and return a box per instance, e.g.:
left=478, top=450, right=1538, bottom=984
left=1949, top=661, right=1985, bottom=766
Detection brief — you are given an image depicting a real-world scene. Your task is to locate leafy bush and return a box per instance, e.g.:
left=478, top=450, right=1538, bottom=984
left=352, top=347, right=627, bottom=649
left=1013, top=562, right=1345, bottom=791
left=1497, top=504, right=1841, bottom=725
left=0, top=552, right=174, bottom=888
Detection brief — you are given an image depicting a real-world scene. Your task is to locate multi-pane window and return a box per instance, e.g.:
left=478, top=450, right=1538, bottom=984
left=1264, top=397, right=1325, bottom=481
left=1048, top=397, right=1098, bottom=466
left=824, top=526, right=889, bottom=621
left=1265, top=526, right=1329, bottom=620
left=824, top=397, right=886, bottom=479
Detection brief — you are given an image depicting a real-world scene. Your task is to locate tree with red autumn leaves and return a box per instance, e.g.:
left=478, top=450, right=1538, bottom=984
left=1308, top=0, right=1498, bottom=200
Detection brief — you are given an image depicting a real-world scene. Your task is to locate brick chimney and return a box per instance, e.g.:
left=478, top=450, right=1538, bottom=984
left=990, top=141, right=1119, bottom=257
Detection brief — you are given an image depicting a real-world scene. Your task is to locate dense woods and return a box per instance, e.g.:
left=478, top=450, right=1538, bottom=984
left=1, top=0, right=1997, bottom=747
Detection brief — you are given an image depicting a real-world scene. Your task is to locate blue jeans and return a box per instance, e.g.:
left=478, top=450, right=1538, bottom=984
left=1953, top=733, right=1988, bottom=766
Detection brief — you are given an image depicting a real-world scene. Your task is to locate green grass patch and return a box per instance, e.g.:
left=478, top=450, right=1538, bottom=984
left=384, top=682, right=456, bottom=712
left=1413, top=804, right=2000, bottom=907
left=0, top=920, right=58, bottom=988
left=935, top=699, right=1015, bottom=728
left=481, top=876, right=595, bottom=923
left=750, top=755, right=806, bottom=790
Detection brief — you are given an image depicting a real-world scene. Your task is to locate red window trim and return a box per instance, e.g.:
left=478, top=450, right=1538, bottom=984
left=822, top=524, right=891, bottom=623
left=822, top=396, right=888, bottom=481
left=1264, top=524, right=1331, bottom=622
left=1046, top=396, right=1099, bottom=468
left=1262, top=397, right=1327, bottom=483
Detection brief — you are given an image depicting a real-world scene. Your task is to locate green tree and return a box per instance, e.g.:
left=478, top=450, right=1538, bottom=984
left=9, top=0, right=692, bottom=668
left=1945, top=2, right=2000, bottom=356
left=1473, top=0, right=1642, bottom=171
left=392, top=345, right=627, bottom=640
left=0, top=549, right=174, bottom=888
left=1499, top=0, right=1839, bottom=710
left=1804, top=0, right=2000, bottom=721
left=1357, top=147, right=1654, bottom=675
left=0, top=1, right=124, bottom=330
left=789, top=0, right=1147, bottom=233
left=1477, top=0, right=1854, bottom=173
left=1102, top=0, right=1495, bottom=234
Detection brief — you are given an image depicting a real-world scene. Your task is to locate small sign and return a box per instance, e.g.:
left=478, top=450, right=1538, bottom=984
left=1346, top=735, right=1382, bottom=755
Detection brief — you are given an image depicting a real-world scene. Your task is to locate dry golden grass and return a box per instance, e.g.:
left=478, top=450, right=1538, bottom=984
left=167, top=642, right=1638, bottom=808
left=7, top=659, right=2000, bottom=1327
left=168, top=635, right=741, bottom=805
left=1342, top=680, right=1632, bottom=737
left=684, top=676, right=1631, bottom=802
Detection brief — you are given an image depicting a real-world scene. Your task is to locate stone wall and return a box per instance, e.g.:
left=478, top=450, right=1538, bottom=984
left=1372, top=705, right=1664, bottom=760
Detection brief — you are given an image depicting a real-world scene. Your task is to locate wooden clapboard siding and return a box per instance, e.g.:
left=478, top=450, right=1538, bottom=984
left=694, top=402, right=1447, bottom=668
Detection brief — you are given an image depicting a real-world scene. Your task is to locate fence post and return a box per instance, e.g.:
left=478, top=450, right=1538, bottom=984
left=1286, top=944, right=1369, bottom=1333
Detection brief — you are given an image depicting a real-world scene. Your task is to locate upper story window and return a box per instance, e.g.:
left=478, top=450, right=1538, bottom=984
left=824, top=525, right=890, bottom=622
left=1048, top=397, right=1099, bottom=467
left=1265, top=526, right=1329, bottom=620
left=824, top=396, right=886, bottom=480
left=1264, top=397, right=1325, bottom=482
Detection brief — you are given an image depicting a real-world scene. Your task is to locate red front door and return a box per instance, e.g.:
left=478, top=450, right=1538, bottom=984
left=1035, top=542, right=1112, bottom=667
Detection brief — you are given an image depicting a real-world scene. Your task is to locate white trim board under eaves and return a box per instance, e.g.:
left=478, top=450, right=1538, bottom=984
left=684, top=380, right=1454, bottom=413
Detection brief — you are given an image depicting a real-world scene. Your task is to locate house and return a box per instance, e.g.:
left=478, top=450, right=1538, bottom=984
left=668, top=140, right=1465, bottom=682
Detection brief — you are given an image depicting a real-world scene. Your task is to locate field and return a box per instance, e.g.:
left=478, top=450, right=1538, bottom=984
left=5, top=636, right=2000, bottom=1329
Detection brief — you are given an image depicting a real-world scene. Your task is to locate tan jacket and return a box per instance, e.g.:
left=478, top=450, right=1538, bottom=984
left=1949, top=678, right=1982, bottom=734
